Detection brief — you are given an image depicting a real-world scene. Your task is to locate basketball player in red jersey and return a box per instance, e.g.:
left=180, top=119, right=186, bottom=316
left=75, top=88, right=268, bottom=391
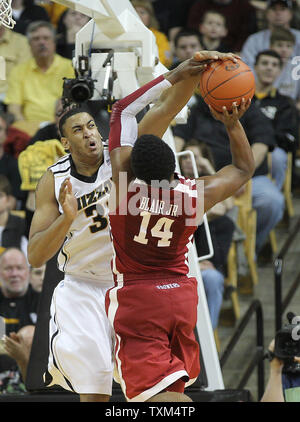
left=106, top=51, right=255, bottom=402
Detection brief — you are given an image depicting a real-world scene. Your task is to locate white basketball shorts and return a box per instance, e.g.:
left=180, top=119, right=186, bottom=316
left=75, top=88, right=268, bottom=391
left=44, top=276, right=114, bottom=395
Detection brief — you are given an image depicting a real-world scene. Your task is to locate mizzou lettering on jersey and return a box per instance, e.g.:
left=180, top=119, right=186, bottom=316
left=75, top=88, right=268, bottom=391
left=77, top=179, right=112, bottom=211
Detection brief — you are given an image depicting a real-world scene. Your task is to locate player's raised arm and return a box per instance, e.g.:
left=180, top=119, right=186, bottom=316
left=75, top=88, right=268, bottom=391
left=199, top=99, right=255, bottom=213
left=108, top=50, right=239, bottom=186
left=28, top=171, right=77, bottom=267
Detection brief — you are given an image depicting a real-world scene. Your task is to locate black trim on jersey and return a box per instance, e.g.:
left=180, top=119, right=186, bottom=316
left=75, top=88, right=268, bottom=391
left=49, top=315, right=76, bottom=393
left=49, top=155, right=71, bottom=170
left=61, top=243, right=69, bottom=272
left=70, top=155, right=100, bottom=183
left=52, top=167, right=71, bottom=176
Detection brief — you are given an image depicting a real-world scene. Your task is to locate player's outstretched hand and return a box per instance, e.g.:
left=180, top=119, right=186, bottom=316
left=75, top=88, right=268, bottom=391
left=59, top=177, right=78, bottom=221
left=194, top=50, right=240, bottom=64
left=209, top=98, right=251, bottom=128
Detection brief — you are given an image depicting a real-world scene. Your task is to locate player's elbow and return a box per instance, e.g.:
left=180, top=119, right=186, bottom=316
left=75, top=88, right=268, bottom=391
left=27, top=244, right=45, bottom=269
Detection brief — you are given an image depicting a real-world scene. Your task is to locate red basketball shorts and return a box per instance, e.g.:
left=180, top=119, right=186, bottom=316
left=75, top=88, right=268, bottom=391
left=105, top=275, right=200, bottom=402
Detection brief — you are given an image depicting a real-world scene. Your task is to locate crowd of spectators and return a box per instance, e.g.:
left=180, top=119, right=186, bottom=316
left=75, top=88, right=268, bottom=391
left=0, top=0, right=299, bottom=400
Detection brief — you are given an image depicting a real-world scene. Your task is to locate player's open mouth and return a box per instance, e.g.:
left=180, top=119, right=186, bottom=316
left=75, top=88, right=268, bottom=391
left=88, top=140, right=97, bottom=150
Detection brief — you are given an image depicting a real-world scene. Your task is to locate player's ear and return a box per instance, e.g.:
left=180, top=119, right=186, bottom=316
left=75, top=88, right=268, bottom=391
left=61, top=136, right=70, bottom=151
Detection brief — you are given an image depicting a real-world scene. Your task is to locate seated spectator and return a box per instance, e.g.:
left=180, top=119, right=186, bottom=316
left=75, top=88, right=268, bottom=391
left=0, top=25, right=31, bottom=106
left=269, top=27, right=300, bottom=107
left=241, top=0, right=300, bottom=69
left=172, top=95, right=285, bottom=255
left=253, top=49, right=299, bottom=190
left=4, top=20, right=75, bottom=136
left=29, top=265, right=46, bottom=293
left=28, top=98, right=63, bottom=145
left=0, top=175, right=28, bottom=257
left=180, top=140, right=235, bottom=329
left=0, top=112, right=24, bottom=209
left=2, top=324, right=35, bottom=387
left=0, top=248, right=40, bottom=393
left=150, top=0, right=195, bottom=51
left=56, top=8, right=90, bottom=60
left=199, top=10, right=230, bottom=52
left=12, top=0, right=50, bottom=36
left=39, top=0, right=67, bottom=27
left=169, top=28, right=202, bottom=70
left=131, top=0, right=173, bottom=68
left=187, top=0, right=257, bottom=52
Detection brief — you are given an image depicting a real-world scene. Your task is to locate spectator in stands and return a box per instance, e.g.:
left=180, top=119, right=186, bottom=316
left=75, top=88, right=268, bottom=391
left=0, top=247, right=39, bottom=393
left=12, top=0, right=50, bottom=36
left=269, top=27, right=300, bottom=107
left=0, top=26, right=31, bottom=107
left=29, top=265, right=46, bottom=293
left=0, top=112, right=24, bottom=209
left=2, top=324, right=35, bottom=387
left=187, top=0, right=257, bottom=52
left=4, top=20, right=75, bottom=136
left=198, top=10, right=230, bottom=53
left=0, top=175, right=28, bottom=257
left=0, top=248, right=40, bottom=336
left=253, top=49, right=299, bottom=190
left=56, top=8, right=90, bottom=60
left=241, top=0, right=300, bottom=69
left=131, top=0, right=173, bottom=68
left=169, top=29, right=202, bottom=70
left=28, top=98, right=63, bottom=145
left=39, top=0, right=67, bottom=28
left=180, top=140, right=235, bottom=329
left=172, top=95, right=285, bottom=255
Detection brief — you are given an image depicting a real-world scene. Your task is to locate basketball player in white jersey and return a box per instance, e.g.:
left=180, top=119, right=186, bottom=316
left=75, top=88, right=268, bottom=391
left=27, top=49, right=240, bottom=402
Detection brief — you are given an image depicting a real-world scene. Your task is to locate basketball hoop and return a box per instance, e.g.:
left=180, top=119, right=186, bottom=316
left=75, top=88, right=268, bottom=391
left=0, top=0, right=15, bottom=29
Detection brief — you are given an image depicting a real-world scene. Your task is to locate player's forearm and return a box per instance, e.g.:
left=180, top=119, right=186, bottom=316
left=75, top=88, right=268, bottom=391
left=226, top=121, right=255, bottom=181
left=28, top=214, right=74, bottom=267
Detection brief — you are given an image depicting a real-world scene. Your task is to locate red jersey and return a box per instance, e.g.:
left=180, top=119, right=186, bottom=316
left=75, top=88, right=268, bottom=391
left=109, top=174, right=198, bottom=282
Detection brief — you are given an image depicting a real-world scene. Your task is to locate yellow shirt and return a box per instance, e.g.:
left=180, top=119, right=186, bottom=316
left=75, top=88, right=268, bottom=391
left=4, top=54, right=75, bottom=123
left=0, top=28, right=32, bottom=97
left=150, top=28, right=173, bottom=68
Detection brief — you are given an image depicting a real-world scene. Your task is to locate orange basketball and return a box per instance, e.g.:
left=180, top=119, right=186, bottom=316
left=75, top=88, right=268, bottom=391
left=198, top=58, right=255, bottom=112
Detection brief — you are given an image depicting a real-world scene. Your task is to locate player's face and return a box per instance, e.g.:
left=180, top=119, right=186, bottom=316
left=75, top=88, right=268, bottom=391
left=255, top=55, right=281, bottom=85
left=62, top=112, right=104, bottom=162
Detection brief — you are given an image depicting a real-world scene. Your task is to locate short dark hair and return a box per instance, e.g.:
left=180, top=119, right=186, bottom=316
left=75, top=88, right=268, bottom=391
left=131, top=135, right=176, bottom=184
left=270, top=26, right=296, bottom=45
left=255, top=49, right=283, bottom=67
left=58, top=104, right=93, bottom=137
left=174, top=28, right=202, bottom=48
left=201, top=10, right=227, bottom=27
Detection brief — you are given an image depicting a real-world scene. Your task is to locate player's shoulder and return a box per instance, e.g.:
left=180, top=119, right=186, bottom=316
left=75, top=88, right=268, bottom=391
left=48, top=154, right=71, bottom=174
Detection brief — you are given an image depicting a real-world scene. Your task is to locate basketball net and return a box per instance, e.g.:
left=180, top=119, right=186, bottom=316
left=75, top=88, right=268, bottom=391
left=0, top=0, right=15, bottom=29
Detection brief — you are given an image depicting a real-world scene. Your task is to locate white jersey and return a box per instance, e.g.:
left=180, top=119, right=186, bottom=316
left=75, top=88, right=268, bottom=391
left=49, top=149, right=113, bottom=285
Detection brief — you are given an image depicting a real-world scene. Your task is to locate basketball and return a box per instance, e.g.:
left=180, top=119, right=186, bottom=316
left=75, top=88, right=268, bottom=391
left=198, top=58, right=255, bottom=112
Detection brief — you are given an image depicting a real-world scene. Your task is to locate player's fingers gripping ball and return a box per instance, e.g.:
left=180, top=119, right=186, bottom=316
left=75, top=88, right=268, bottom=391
left=198, top=58, right=255, bottom=112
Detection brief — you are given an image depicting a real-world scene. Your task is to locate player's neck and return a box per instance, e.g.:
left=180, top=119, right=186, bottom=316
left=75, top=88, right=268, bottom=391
left=72, top=156, right=103, bottom=177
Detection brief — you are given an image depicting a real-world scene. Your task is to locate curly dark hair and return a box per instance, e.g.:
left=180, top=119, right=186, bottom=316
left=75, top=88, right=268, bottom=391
left=131, top=134, right=176, bottom=184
